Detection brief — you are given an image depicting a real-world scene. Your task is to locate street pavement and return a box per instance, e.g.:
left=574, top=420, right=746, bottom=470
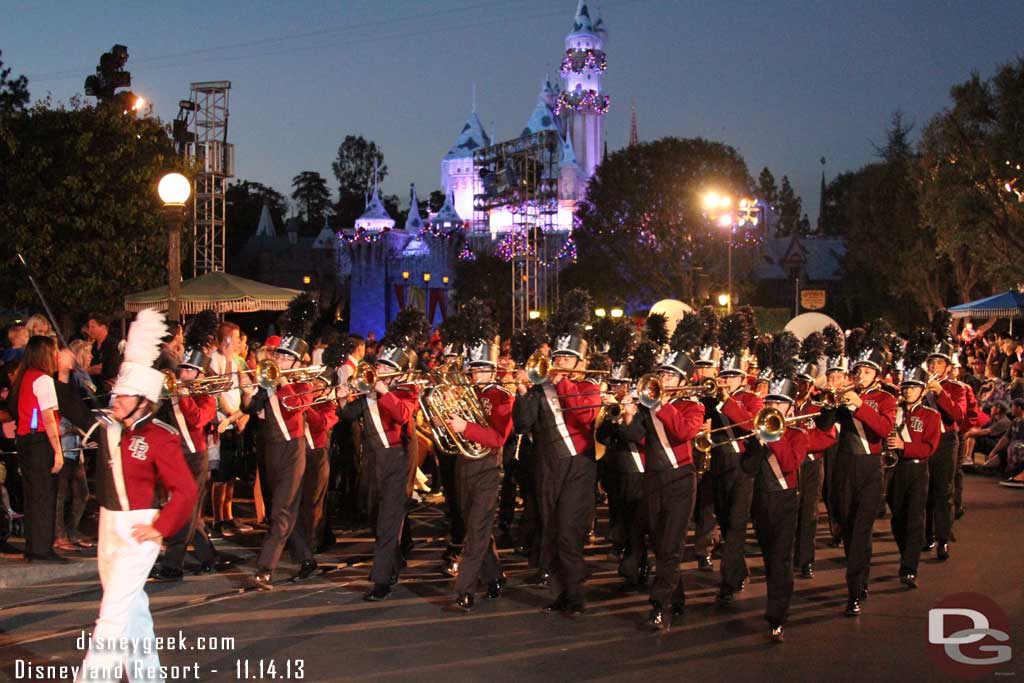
left=1, top=473, right=1021, bottom=682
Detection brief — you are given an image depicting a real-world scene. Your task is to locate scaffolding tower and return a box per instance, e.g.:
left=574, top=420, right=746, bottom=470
left=473, top=130, right=560, bottom=333
left=187, top=81, right=234, bottom=276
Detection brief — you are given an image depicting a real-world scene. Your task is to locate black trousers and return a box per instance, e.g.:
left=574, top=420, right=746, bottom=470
left=753, top=488, right=798, bottom=628
left=713, top=463, right=753, bottom=593
left=645, top=466, right=696, bottom=608
left=838, top=452, right=882, bottom=598
left=822, top=445, right=842, bottom=540
left=453, top=456, right=502, bottom=595
left=370, top=446, right=409, bottom=585
left=540, top=453, right=597, bottom=604
left=16, top=433, right=56, bottom=557
left=437, top=450, right=465, bottom=547
left=515, top=438, right=543, bottom=568
left=55, top=457, right=88, bottom=543
left=692, top=470, right=716, bottom=554
left=257, top=437, right=309, bottom=570
left=794, top=456, right=823, bottom=568
left=498, top=437, right=519, bottom=526
left=888, top=459, right=929, bottom=573
left=601, top=459, right=624, bottom=547
left=163, top=450, right=216, bottom=570
left=616, top=471, right=648, bottom=583
left=291, top=445, right=329, bottom=559
left=925, top=431, right=958, bottom=544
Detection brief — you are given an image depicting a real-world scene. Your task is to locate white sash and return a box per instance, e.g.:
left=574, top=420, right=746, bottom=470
left=171, top=400, right=196, bottom=454
left=628, top=444, right=644, bottom=472
left=543, top=382, right=578, bottom=457
left=267, top=391, right=292, bottom=442
left=651, top=408, right=679, bottom=468
left=305, top=424, right=314, bottom=449
left=367, top=396, right=391, bottom=450
left=715, top=399, right=741, bottom=453
left=766, top=451, right=788, bottom=490
left=103, top=422, right=131, bottom=510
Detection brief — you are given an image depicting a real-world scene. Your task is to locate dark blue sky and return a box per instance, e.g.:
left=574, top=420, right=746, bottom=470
left=5, top=0, right=1021, bottom=226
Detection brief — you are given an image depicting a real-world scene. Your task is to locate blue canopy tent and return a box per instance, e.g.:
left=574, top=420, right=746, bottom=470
left=950, top=289, right=1024, bottom=334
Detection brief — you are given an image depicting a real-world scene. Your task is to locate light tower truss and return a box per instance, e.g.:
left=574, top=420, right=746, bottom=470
left=187, top=81, right=233, bottom=276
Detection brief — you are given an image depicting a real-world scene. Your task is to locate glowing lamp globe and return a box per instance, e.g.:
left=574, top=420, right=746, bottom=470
left=158, top=173, right=191, bottom=206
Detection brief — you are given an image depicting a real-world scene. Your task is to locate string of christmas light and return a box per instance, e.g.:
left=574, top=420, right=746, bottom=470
left=419, top=220, right=459, bottom=239
left=555, top=89, right=610, bottom=115
left=539, top=236, right=577, bottom=266
left=457, top=244, right=477, bottom=261
left=339, top=227, right=386, bottom=244
left=559, top=48, right=607, bottom=76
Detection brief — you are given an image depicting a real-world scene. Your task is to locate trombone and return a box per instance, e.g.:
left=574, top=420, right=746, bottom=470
left=161, top=370, right=235, bottom=397
left=352, top=362, right=429, bottom=394
left=522, top=352, right=609, bottom=386
left=693, top=407, right=821, bottom=453
left=635, top=375, right=720, bottom=409
left=245, top=359, right=329, bottom=391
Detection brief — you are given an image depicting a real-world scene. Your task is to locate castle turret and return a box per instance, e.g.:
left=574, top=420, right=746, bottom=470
left=557, top=0, right=608, bottom=179
left=441, top=108, right=491, bottom=225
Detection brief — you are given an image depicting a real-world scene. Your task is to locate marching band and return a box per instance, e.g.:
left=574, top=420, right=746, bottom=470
left=66, top=290, right=977, bottom=649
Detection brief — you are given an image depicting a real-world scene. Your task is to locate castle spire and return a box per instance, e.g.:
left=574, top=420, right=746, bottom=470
left=405, top=183, right=424, bottom=232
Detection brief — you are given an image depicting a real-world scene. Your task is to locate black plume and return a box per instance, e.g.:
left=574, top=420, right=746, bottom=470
left=629, top=341, right=660, bottom=378
left=460, top=298, right=498, bottom=343
left=184, top=309, right=219, bottom=350
left=719, top=312, right=750, bottom=356
left=281, top=293, right=318, bottom=338
left=697, top=306, right=719, bottom=348
left=591, top=317, right=635, bottom=364
left=670, top=312, right=702, bottom=354
left=822, top=324, right=845, bottom=358
left=548, top=288, right=592, bottom=337
left=644, top=313, right=669, bottom=346
left=904, top=327, right=935, bottom=369
left=753, top=333, right=774, bottom=370
left=510, top=320, right=546, bottom=365
left=736, top=305, right=758, bottom=348
left=799, top=332, right=825, bottom=365
left=322, top=336, right=354, bottom=369
left=931, top=309, right=953, bottom=344
left=770, top=331, right=801, bottom=380
left=889, top=334, right=906, bottom=369
left=866, top=318, right=894, bottom=352
left=386, top=306, right=431, bottom=347
left=845, top=327, right=867, bottom=361
left=588, top=354, right=612, bottom=374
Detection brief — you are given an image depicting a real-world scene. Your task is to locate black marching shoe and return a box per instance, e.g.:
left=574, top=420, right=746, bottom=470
left=295, top=559, right=318, bottom=580
left=858, top=587, right=869, bottom=602
left=530, top=571, right=551, bottom=587
left=148, top=565, right=184, bottom=582
left=770, top=625, right=785, bottom=643
left=671, top=601, right=685, bottom=617
left=250, top=568, right=273, bottom=591
left=441, top=557, right=460, bottom=577
left=845, top=598, right=861, bottom=617
left=937, top=543, right=950, bottom=561
left=697, top=554, right=713, bottom=572
left=637, top=563, right=650, bottom=586
left=922, top=539, right=936, bottom=552
left=543, top=594, right=568, bottom=613
left=485, top=575, right=506, bottom=600
left=955, top=505, right=965, bottom=520
left=193, top=562, right=215, bottom=575
left=648, top=605, right=666, bottom=630
left=800, top=563, right=814, bottom=580
left=364, top=583, right=391, bottom=601
left=455, top=593, right=475, bottom=612
left=567, top=601, right=586, bottom=617
left=901, top=572, right=918, bottom=589
left=715, top=589, right=734, bottom=606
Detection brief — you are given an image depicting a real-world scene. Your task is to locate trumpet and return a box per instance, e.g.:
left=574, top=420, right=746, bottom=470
left=819, top=380, right=865, bottom=407
left=635, top=375, right=720, bottom=409
left=522, top=352, right=609, bottom=386
left=693, top=407, right=821, bottom=453
left=161, top=370, right=235, bottom=397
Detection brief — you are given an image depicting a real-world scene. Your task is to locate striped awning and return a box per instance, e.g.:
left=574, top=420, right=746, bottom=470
left=949, top=290, right=1024, bottom=319
left=125, top=272, right=301, bottom=314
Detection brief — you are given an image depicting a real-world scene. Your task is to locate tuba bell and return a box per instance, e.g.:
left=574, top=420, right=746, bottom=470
left=418, top=364, right=493, bottom=460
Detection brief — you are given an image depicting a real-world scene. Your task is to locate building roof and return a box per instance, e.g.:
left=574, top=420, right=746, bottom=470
left=570, top=0, right=596, bottom=35
left=405, top=184, right=424, bottom=231
left=445, top=111, right=491, bottom=159
left=756, top=235, right=846, bottom=281
left=355, top=162, right=395, bottom=230
left=559, top=133, right=578, bottom=168
left=522, top=97, right=561, bottom=138
left=432, top=187, right=464, bottom=229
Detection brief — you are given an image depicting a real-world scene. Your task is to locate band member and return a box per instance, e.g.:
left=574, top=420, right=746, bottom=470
left=339, top=342, right=420, bottom=601
left=792, top=332, right=826, bottom=579
left=78, top=309, right=197, bottom=681
left=690, top=306, right=722, bottom=571
left=702, top=311, right=763, bottom=605
left=513, top=294, right=599, bottom=615
left=835, top=331, right=896, bottom=616
left=292, top=363, right=338, bottom=561
left=620, top=349, right=705, bottom=629
left=151, top=310, right=220, bottom=581
left=433, top=339, right=466, bottom=577
left=244, top=295, right=317, bottom=589
left=743, top=336, right=836, bottom=643
left=923, top=314, right=967, bottom=561
left=885, top=364, right=941, bottom=589
left=444, top=331, right=513, bottom=611
left=820, top=325, right=848, bottom=546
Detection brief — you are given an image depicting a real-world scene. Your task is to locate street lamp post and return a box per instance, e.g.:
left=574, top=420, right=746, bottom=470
left=158, top=173, right=191, bottom=323
left=423, top=272, right=432, bottom=321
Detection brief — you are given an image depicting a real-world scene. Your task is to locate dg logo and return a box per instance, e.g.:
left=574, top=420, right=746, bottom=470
left=928, top=592, right=1013, bottom=678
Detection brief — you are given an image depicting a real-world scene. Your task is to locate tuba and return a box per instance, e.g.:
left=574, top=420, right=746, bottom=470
left=419, top=363, right=493, bottom=460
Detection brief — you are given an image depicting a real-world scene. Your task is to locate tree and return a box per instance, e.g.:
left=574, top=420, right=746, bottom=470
left=0, top=51, right=29, bottom=115
left=756, top=167, right=778, bottom=208
left=565, top=137, right=753, bottom=307
left=291, top=171, right=331, bottom=227
left=0, top=98, right=186, bottom=327
left=225, top=180, right=288, bottom=269
left=776, top=175, right=804, bottom=236
left=332, top=135, right=388, bottom=227
left=453, top=252, right=513, bottom=335
left=916, top=59, right=1024, bottom=300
